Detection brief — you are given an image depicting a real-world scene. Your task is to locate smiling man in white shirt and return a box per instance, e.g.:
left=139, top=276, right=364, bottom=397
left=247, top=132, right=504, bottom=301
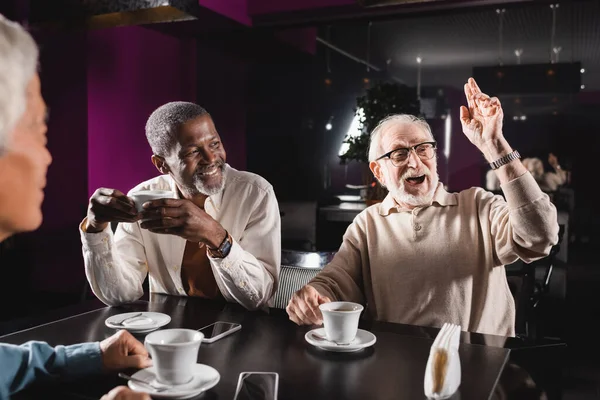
left=80, top=102, right=281, bottom=310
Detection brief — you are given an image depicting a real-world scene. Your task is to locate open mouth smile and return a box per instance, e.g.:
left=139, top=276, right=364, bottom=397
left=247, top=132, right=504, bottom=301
left=405, top=175, right=426, bottom=185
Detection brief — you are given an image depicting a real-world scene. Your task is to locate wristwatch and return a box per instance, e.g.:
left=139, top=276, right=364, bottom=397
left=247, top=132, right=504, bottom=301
left=207, top=231, right=232, bottom=258
left=489, top=150, right=521, bottom=170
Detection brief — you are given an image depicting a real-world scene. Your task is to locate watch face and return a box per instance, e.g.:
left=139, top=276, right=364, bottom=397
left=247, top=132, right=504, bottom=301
left=220, top=237, right=232, bottom=257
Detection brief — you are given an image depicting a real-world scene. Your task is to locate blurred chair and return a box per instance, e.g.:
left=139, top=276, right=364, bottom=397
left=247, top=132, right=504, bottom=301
left=506, top=224, right=565, bottom=340
left=272, top=249, right=336, bottom=309
left=279, top=201, right=317, bottom=251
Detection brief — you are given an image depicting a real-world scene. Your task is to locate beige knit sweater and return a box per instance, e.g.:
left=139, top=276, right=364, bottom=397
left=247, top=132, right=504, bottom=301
left=310, top=173, right=559, bottom=336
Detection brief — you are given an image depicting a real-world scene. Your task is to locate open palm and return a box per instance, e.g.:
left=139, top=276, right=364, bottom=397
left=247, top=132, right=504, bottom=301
left=459, top=78, right=504, bottom=150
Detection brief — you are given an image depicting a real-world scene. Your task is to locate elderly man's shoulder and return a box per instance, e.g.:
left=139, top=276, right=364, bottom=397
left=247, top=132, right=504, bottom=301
left=226, top=165, right=273, bottom=194
left=455, top=185, right=502, bottom=205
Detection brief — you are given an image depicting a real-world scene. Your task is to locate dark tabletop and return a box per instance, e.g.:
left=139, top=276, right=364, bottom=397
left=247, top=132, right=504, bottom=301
left=0, top=294, right=562, bottom=400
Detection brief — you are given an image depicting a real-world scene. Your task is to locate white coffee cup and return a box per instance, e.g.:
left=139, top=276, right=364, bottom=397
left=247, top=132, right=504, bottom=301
left=130, top=190, right=176, bottom=212
left=144, top=329, right=203, bottom=385
left=319, top=301, right=364, bottom=344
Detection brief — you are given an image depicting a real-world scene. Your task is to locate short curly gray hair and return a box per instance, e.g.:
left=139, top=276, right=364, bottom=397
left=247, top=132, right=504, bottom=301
left=367, top=114, right=434, bottom=162
left=0, top=14, right=39, bottom=150
left=145, top=101, right=209, bottom=157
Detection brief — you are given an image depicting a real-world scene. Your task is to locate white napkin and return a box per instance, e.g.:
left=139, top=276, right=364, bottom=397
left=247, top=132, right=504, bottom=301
left=424, top=323, right=461, bottom=399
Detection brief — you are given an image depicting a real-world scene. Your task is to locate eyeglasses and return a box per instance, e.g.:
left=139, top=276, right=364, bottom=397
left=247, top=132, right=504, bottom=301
left=376, top=141, right=437, bottom=167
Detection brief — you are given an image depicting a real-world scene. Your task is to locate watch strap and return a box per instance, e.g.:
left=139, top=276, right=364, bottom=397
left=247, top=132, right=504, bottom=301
left=489, top=150, right=521, bottom=170
left=207, top=231, right=232, bottom=258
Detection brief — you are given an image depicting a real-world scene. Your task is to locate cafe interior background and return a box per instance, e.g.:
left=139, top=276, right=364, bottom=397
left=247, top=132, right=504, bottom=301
left=1, top=0, right=599, bottom=397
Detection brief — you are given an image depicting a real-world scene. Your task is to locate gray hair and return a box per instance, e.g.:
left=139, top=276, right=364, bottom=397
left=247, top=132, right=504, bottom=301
left=0, top=14, right=39, bottom=150
left=367, top=114, right=434, bottom=162
left=145, top=101, right=209, bottom=157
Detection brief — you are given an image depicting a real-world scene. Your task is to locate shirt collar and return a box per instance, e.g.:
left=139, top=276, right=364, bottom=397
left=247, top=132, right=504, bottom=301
left=378, top=182, right=457, bottom=216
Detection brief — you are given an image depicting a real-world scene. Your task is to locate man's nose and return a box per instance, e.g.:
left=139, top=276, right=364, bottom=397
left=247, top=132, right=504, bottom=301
left=43, top=146, right=52, bottom=167
left=405, top=148, right=421, bottom=168
left=201, top=148, right=218, bottom=163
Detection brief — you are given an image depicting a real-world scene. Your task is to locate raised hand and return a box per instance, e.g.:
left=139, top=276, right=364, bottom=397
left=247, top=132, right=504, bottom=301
left=139, top=198, right=225, bottom=247
left=86, top=188, right=141, bottom=233
left=459, top=77, right=504, bottom=151
left=548, top=153, right=560, bottom=169
left=286, top=285, right=331, bottom=326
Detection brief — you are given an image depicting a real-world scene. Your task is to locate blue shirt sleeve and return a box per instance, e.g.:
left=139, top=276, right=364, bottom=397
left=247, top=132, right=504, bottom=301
left=0, top=341, right=103, bottom=398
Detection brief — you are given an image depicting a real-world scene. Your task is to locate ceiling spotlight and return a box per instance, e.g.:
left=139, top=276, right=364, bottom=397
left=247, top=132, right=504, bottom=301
left=520, top=115, right=527, bottom=121
left=581, top=84, right=585, bottom=90
left=326, top=116, right=334, bottom=131
left=416, top=56, right=422, bottom=64
left=580, top=68, right=585, bottom=73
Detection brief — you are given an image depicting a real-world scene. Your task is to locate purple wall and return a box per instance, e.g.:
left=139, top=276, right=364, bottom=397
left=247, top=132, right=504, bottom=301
left=87, top=26, right=197, bottom=196
left=37, top=31, right=89, bottom=230
left=196, top=42, right=248, bottom=170
left=29, top=31, right=90, bottom=294
left=444, top=87, right=482, bottom=191
left=199, top=0, right=251, bottom=25
left=248, top=0, right=354, bottom=15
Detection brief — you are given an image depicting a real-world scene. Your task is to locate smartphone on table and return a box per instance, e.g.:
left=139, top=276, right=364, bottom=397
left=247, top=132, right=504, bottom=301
left=234, top=371, right=279, bottom=400
left=197, top=321, right=241, bottom=343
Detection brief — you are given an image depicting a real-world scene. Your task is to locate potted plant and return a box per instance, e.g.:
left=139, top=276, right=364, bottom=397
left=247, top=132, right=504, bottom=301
left=339, top=81, right=421, bottom=203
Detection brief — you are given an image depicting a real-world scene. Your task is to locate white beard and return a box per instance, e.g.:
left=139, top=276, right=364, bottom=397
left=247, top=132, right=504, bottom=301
left=391, top=169, right=439, bottom=207
left=181, top=165, right=227, bottom=197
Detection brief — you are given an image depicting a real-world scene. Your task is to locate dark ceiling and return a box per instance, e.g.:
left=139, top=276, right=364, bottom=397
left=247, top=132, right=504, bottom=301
left=316, top=0, right=600, bottom=91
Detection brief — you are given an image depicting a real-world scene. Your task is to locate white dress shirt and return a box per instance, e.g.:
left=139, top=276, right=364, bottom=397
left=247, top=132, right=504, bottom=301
left=80, top=164, right=281, bottom=310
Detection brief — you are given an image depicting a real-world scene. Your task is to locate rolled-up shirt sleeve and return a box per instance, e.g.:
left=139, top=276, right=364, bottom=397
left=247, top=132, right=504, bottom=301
left=209, top=186, right=281, bottom=310
left=80, top=219, right=148, bottom=306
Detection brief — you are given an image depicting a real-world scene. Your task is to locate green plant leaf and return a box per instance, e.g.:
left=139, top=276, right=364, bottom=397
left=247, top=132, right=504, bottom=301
left=339, top=81, right=421, bottom=164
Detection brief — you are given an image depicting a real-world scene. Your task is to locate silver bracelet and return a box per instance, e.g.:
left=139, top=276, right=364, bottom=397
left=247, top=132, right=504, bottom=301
left=489, top=150, right=521, bottom=170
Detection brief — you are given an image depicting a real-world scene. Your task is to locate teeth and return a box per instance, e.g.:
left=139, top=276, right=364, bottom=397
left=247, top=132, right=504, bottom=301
left=198, top=166, right=219, bottom=176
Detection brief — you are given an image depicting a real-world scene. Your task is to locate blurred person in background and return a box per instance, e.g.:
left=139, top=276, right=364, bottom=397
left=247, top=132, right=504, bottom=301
left=0, top=13, right=151, bottom=400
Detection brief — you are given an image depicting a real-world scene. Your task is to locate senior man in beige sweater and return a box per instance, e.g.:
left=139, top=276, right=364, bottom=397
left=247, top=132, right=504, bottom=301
left=286, top=78, right=558, bottom=337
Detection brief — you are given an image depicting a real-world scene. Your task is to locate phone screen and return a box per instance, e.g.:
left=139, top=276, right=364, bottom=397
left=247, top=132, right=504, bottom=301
left=199, top=322, right=239, bottom=339
left=234, top=372, right=278, bottom=400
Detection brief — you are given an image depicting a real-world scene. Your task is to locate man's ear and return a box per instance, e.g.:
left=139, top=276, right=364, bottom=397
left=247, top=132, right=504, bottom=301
left=370, top=160, right=384, bottom=186
left=151, top=155, right=170, bottom=175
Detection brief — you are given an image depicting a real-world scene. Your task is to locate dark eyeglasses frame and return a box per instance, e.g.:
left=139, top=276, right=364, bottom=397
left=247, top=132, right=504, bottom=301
left=375, top=141, right=437, bottom=166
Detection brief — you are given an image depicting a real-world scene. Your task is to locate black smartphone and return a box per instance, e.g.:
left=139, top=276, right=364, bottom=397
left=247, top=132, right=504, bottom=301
left=234, top=372, right=279, bottom=400
left=197, top=321, right=241, bottom=343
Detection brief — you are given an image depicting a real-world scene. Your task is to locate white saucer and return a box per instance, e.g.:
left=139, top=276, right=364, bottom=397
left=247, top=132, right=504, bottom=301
left=105, top=312, right=171, bottom=333
left=305, top=328, right=377, bottom=352
left=127, top=363, right=220, bottom=399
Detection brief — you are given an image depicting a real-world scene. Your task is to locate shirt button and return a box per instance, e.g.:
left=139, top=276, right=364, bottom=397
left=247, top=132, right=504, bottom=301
left=239, top=281, right=246, bottom=287
left=414, top=225, right=422, bottom=231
